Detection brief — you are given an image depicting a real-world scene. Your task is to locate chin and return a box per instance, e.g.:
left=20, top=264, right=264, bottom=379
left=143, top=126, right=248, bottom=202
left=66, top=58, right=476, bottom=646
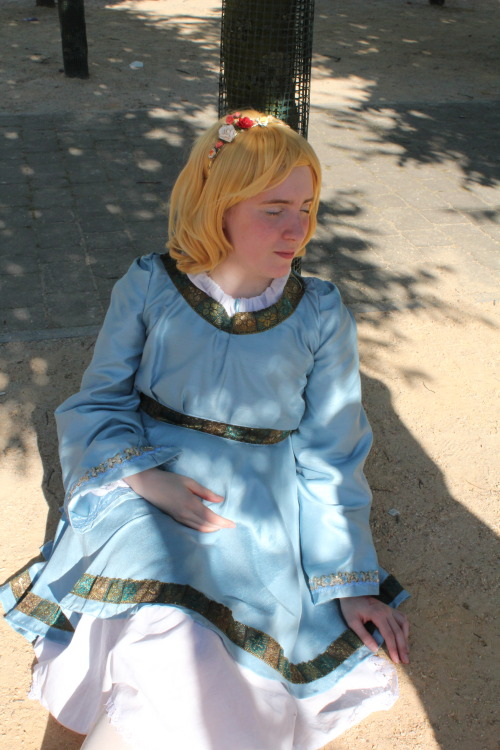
left=273, top=266, right=292, bottom=278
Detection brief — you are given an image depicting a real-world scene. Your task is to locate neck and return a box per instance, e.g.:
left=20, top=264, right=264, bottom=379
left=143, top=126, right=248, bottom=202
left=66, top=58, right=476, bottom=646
left=209, top=265, right=274, bottom=299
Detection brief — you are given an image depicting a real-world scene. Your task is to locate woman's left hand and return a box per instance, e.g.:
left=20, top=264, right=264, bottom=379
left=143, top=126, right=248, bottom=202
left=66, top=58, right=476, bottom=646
left=339, top=596, right=410, bottom=665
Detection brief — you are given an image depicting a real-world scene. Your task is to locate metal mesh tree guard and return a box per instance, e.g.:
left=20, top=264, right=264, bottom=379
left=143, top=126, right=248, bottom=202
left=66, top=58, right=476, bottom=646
left=219, top=0, right=315, bottom=274
left=218, top=0, right=315, bottom=139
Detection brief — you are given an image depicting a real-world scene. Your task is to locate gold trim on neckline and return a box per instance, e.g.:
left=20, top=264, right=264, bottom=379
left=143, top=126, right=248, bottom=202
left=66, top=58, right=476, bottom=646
left=160, top=253, right=304, bottom=334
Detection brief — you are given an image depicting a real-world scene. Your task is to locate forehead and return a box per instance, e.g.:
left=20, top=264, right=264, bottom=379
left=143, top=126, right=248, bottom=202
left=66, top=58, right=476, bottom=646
left=252, top=166, right=314, bottom=203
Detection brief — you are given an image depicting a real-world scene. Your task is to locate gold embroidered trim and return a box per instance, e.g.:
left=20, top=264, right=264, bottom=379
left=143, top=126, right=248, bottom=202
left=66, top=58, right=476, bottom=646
left=70, top=573, right=402, bottom=683
left=161, top=253, right=305, bottom=335
left=67, top=446, right=156, bottom=501
left=9, top=570, right=33, bottom=601
left=8, top=569, right=74, bottom=633
left=309, top=570, right=380, bottom=591
left=140, top=393, right=291, bottom=445
left=13, top=589, right=74, bottom=633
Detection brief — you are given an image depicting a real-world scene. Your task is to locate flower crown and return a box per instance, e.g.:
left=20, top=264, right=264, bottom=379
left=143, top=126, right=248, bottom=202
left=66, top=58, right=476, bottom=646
left=208, top=113, right=283, bottom=164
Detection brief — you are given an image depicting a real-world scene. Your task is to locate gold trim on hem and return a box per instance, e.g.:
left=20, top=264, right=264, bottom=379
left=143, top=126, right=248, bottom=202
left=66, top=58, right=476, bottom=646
left=70, top=573, right=403, bottom=684
left=9, top=571, right=74, bottom=633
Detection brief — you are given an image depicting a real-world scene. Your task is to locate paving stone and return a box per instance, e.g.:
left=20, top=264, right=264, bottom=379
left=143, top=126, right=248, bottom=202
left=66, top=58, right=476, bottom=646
left=441, top=223, right=500, bottom=251
left=1, top=227, right=38, bottom=253
left=0, top=164, right=32, bottom=184
left=0, top=183, right=31, bottom=205
left=36, top=245, right=86, bottom=265
left=31, top=187, right=74, bottom=208
left=32, top=207, right=76, bottom=224
left=363, top=192, right=409, bottom=209
left=0, top=304, right=48, bottom=333
left=0, top=101, right=498, bottom=337
left=83, top=231, right=132, bottom=251
left=35, top=223, right=82, bottom=249
left=40, top=261, right=96, bottom=293
left=69, top=174, right=108, bottom=189
left=45, top=291, right=104, bottom=328
left=0, top=207, right=34, bottom=228
left=78, top=214, right=126, bottom=234
left=126, top=221, right=168, bottom=239
left=0, top=273, right=43, bottom=308
left=135, top=236, right=169, bottom=255
left=29, top=175, right=71, bottom=190
left=401, top=227, right=451, bottom=248
left=383, top=207, right=433, bottom=231
left=419, top=209, right=472, bottom=226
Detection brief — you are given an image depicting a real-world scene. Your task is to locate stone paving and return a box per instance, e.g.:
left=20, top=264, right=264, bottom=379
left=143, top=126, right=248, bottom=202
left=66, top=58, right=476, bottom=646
left=0, top=99, right=499, bottom=342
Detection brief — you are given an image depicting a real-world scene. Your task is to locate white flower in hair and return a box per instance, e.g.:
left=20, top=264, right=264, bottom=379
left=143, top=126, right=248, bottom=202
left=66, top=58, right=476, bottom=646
left=218, top=124, right=237, bottom=143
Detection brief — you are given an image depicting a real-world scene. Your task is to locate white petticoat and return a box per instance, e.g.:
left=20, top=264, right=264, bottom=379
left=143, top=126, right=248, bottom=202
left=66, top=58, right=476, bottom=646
left=30, top=606, right=398, bottom=750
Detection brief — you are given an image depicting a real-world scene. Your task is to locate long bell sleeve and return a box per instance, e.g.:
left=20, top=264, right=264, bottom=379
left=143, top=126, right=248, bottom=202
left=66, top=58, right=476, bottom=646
left=292, top=279, right=379, bottom=605
left=55, top=255, right=179, bottom=533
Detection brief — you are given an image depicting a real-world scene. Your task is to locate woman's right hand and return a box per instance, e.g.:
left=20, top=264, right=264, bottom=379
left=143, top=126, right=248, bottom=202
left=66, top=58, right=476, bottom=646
left=124, top=468, right=236, bottom=533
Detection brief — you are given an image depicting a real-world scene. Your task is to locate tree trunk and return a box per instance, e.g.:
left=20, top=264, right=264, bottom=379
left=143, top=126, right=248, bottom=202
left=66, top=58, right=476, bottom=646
left=36, top=0, right=56, bottom=8
left=58, top=0, right=89, bottom=79
left=219, top=0, right=314, bottom=136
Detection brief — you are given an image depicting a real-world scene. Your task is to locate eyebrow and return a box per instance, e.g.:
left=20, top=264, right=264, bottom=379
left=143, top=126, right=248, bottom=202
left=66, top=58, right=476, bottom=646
left=260, top=198, right=314, bottom=205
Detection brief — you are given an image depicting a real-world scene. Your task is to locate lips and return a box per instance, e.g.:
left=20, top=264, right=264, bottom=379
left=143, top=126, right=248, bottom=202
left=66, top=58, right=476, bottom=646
left=275, top=251, right=295, bottom=259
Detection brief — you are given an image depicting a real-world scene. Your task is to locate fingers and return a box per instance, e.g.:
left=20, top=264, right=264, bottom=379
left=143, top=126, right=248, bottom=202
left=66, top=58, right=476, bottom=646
left=184, top=478, right=225, bottom=504
left=195, top=504, right=236, bottom=531
left=376, top=610, right=410, bottom=665
left=181, top=479, right=235, bottom=532
left=347, top=618, right=380, bottom=654
left=172, top=480, right=235, bottom=533
left=340, top=597, right=410, bottom=666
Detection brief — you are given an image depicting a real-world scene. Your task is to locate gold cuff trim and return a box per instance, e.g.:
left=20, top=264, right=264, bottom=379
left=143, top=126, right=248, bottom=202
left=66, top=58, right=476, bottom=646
left=140, top=393, right=291, bottom=445
left=161, top=253, right=305, bottom=334
left=309, top=570, right=380, bottom=591
left=67, top=446, right=156, bottom=501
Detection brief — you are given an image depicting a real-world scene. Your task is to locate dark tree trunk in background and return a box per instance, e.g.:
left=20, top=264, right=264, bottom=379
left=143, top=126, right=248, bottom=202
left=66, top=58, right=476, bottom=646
left=36, top=0, right=56, bottom=8
left=219, top=0, right=315, bottom=137
left=58, top=0, right=89, bottom=79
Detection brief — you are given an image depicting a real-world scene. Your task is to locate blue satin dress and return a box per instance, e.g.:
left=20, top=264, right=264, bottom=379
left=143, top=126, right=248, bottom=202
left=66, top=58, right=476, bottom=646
left=1, top=253, right=407, bottom=699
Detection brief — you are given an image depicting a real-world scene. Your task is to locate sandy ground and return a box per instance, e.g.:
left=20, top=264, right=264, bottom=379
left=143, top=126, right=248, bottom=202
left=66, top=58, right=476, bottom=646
left=1, top=1, right=499, bottom=749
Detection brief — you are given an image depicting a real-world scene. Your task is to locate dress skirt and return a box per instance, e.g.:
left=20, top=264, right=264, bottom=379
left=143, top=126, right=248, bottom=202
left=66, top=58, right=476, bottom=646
left=30, top=607, right=399, bottom=750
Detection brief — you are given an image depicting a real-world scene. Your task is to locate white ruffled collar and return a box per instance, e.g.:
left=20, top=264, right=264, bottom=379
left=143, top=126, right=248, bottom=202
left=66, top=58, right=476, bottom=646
left=187, top=272, right=289, bottom=317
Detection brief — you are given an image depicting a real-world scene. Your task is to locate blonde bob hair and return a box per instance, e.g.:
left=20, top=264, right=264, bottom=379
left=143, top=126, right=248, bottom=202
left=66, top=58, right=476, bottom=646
left=168, top=110, right=322, bottom=274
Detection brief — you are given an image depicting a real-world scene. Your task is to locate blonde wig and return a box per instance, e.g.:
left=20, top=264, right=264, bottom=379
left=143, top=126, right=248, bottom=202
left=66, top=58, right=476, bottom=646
left=168, top=110, right=322, bottom=274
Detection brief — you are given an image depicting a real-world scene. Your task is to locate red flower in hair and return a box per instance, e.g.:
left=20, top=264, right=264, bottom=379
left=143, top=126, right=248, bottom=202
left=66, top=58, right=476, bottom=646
left=226, top=115, right=235, bottom=124
left=237, top=117, right=254, bottom=130
left=216, top=140, right=224, bottom=148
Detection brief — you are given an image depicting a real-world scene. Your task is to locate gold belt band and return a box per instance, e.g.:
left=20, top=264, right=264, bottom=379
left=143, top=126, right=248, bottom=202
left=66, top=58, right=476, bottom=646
left=139, top=393, right=291, bottom=445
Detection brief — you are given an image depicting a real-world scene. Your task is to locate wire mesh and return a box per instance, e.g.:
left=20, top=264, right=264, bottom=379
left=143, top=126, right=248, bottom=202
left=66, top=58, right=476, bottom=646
left=219, top=0, right=315, bottom=273
left=219, top=0, right=315, bottom=138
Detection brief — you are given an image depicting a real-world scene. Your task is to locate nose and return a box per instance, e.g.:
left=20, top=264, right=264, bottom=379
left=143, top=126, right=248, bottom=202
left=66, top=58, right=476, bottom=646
left=283, top=211, right=308, bottom=241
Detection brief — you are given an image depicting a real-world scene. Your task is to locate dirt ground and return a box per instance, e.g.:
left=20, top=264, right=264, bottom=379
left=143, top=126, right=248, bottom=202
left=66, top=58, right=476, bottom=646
left=0, top=1, right=499, bottom=749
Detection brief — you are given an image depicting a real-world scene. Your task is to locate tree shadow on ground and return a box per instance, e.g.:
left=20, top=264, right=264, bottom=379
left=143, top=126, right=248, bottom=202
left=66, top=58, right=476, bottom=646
left=312, top=0, right=500, bottom=187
